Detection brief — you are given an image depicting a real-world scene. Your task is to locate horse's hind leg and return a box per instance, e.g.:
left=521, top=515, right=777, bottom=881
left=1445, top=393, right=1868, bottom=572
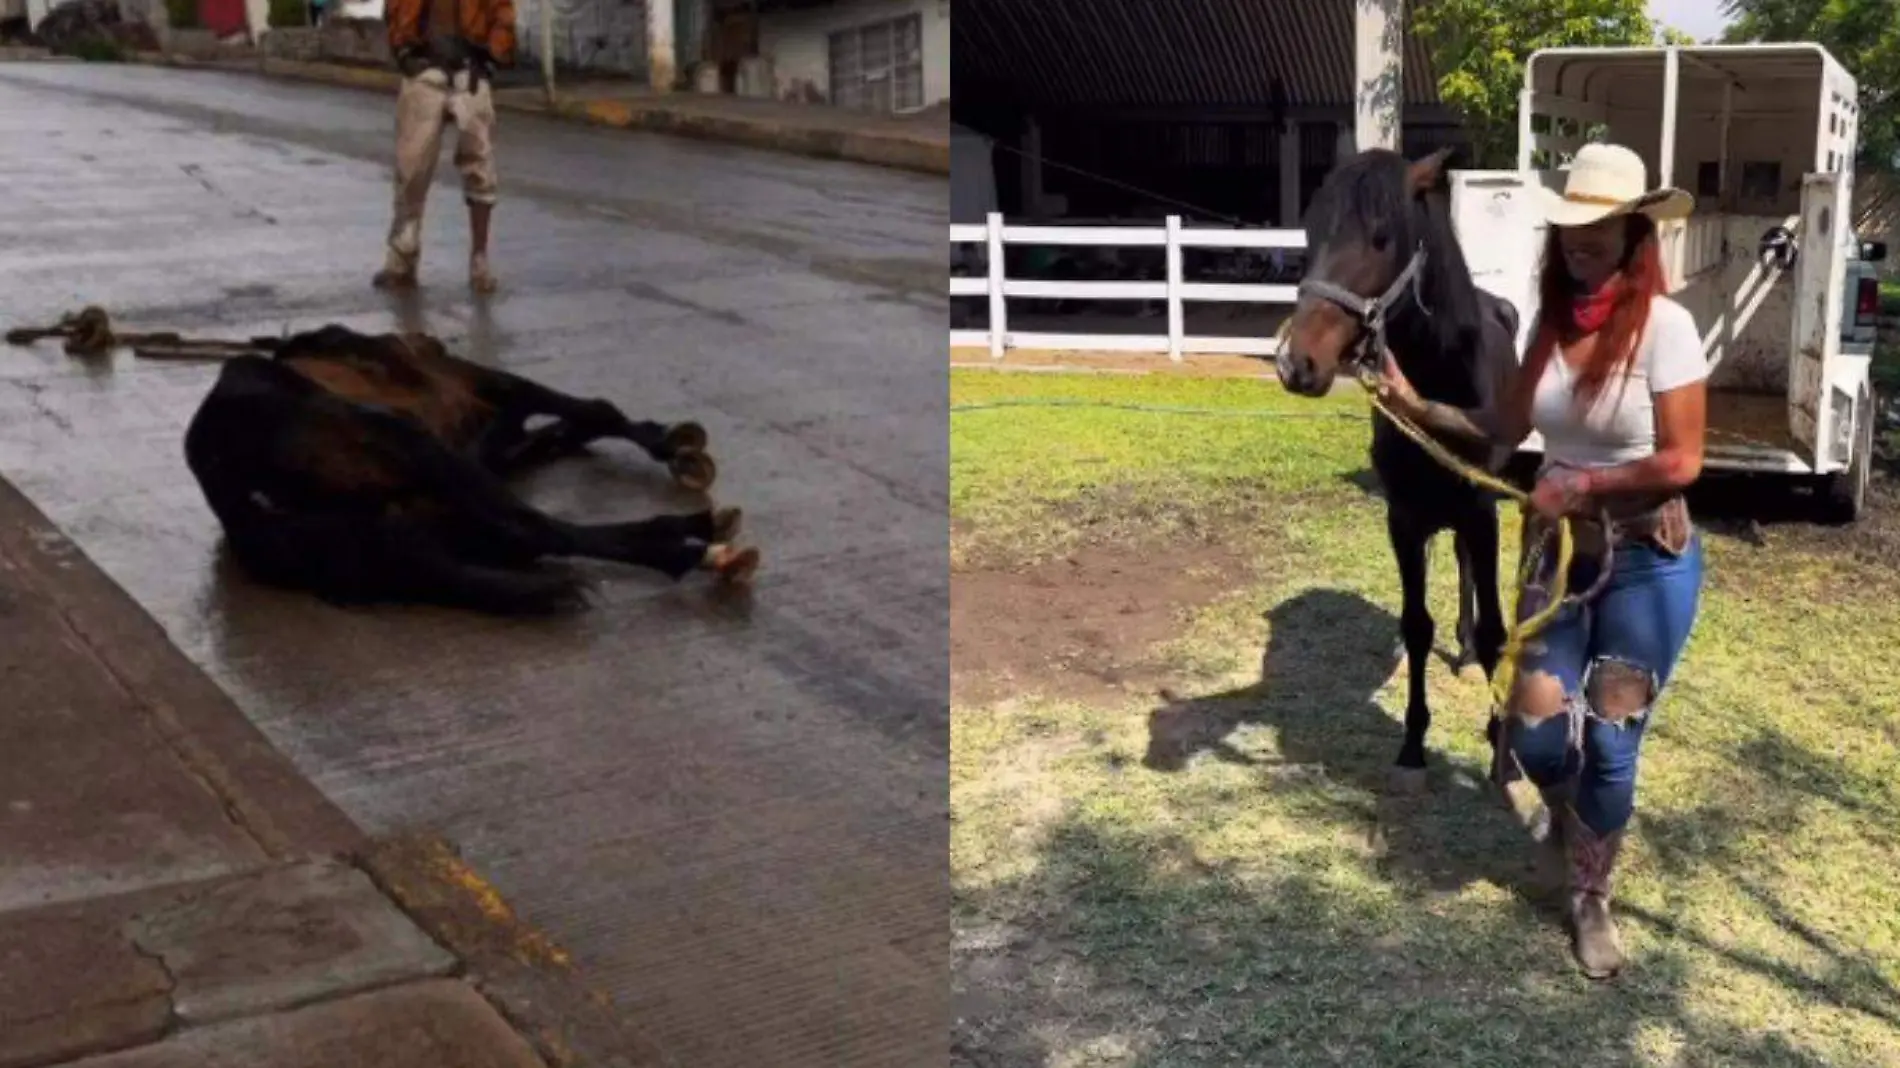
left=1451, top=528, right=1480, bottom=674
left=550, top=509, right=758, bottom=584
left=471, top=370, right=714, bottom=489
left=1458, top=507, right=1507, bottom=681
left=1388, top=507, right=1435, bottom=794
left=349, top=405, right=748, bottom=584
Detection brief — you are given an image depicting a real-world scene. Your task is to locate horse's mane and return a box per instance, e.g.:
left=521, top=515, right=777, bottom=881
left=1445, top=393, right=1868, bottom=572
left=1306, top=149, right=1487, bottom=371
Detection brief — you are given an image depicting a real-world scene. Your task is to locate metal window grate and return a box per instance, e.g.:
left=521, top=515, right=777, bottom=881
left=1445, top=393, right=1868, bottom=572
left=828, top=13, right=924, bottom=113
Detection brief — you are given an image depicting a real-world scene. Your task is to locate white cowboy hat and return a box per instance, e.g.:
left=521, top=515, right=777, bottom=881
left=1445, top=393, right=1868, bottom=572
left=1536, top=142, right=1694, bottom=228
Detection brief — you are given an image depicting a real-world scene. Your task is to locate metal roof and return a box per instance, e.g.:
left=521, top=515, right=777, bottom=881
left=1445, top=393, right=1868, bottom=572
left=951, top=0, right=1442, bottom=111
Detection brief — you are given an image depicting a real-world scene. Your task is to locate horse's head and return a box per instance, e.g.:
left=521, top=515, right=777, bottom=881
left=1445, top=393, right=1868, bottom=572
left=1277, top=147, right=1456, bottom=396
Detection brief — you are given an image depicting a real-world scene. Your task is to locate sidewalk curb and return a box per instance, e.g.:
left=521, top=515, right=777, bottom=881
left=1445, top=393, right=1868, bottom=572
left=558, top=96, right=948, bottom=176
left=132, top=51, right=949, bottom=176
left=0, top=477, right=363, bottom=862
left=0, top=479, right=651, bottom=1066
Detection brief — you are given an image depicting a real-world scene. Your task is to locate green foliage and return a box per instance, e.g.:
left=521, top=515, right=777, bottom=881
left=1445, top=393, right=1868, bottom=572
left=1720, top=0, right=1900, bottom=175
left=266, top=0, right=308, bottom=28
left=68, top=37, right=126, bottom=61
left=163, top=0, right=198, bottom=29
left=1411, top=0, right=1659, bottom=168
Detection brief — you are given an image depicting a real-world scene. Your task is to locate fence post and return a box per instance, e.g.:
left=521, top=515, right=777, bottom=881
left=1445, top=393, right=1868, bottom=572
left=1165, top=215, right=1184, bottom=362
left=986, top=211, right=1007, bottom=360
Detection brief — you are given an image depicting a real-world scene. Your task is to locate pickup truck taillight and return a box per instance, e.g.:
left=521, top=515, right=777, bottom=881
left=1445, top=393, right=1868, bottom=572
left=1856, top=277, right=1879, bottom=327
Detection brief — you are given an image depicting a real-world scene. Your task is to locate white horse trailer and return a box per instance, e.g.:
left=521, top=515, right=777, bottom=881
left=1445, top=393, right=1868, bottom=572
left=1449, top=44, right=1885, bottom=521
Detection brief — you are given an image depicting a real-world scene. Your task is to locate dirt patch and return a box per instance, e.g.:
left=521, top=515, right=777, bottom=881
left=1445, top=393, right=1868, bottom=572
left=952, top=540, right=1250, bottom=706
left=1690, top=467, right=1900, bottom=572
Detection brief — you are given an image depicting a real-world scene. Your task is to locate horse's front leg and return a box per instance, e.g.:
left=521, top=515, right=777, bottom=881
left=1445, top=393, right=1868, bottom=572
left=1387, top=507, right=1434, bottom=795
left=471, top=371, right=715, bottom=490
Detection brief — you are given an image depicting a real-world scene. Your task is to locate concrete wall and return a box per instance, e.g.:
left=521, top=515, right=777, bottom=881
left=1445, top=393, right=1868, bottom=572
left=258, top=19, right=388, bottom=62
left=515, top=0, right=647, bottom=75
left=755, top=0, right=947, bottom=110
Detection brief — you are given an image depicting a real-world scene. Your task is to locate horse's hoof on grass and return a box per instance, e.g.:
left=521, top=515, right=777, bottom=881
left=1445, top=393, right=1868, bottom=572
left=1386, top=766, right=1429, bottom=796
left=665, top=421, right=709, bottom=453
left=670, top=449, right=717, bottom=491
left=701, top=543, right=760, bottom=586
left=711, top=506, right=743, bottom=542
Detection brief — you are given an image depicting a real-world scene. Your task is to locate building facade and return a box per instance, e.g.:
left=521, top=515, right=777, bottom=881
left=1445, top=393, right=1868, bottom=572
left=953, top=0, right=1461, bottom=227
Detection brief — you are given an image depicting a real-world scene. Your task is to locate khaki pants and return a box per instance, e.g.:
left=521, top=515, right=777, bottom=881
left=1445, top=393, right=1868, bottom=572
left=386, top=67, right=498, bottom=267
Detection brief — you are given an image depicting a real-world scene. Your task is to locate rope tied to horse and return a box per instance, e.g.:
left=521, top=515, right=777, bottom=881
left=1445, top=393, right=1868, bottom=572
left=1269, top=317, right=1611, bottom=745
left=4, top=306, right=265, bottom=360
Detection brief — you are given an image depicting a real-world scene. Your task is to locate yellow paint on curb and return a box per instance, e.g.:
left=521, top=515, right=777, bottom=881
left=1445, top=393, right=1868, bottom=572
left=423, top=842, right=575, bottom=969
left=581, top=100, right=635, bottom=127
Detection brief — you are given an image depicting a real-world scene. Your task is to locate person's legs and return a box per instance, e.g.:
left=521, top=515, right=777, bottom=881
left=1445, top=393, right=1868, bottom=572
left=447, top=72, right=501, bottom=292
left=1563, top=533, right=1704, bottom=978
left=378, top=71, right=452, bottom=288
left=1502, top=548, right=1594, bottom=894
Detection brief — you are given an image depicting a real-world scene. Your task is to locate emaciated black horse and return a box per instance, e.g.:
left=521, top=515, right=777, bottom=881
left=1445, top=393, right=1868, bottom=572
left=1275, top=147, right=1525, bottom=792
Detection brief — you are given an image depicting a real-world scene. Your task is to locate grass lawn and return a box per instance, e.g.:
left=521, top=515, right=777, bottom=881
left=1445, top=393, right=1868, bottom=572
left=950, top=366, right=1900, bottom=1068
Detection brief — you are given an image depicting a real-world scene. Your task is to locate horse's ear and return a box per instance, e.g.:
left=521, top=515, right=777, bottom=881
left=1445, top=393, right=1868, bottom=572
left=1406, top=146, right=1458, bottom=195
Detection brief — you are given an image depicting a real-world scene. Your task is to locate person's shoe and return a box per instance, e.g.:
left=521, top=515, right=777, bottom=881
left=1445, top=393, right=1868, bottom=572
left=1565, top=808, right=1628, bottom=979
left=470, top=253, right=498, bottom=294
left=372, top=250, right=418, bottom=290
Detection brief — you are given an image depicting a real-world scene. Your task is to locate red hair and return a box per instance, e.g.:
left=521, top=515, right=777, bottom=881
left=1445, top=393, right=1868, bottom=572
left=1529, top=213, right=1668, bottom=409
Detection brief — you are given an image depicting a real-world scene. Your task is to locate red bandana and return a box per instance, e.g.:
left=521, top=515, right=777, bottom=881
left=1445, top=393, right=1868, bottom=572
left=1568, top=276, right=1624, bottom=335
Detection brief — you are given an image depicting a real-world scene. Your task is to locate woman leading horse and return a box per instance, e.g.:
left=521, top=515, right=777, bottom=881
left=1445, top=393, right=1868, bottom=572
left=1377, top=142, right=1710, bottom=980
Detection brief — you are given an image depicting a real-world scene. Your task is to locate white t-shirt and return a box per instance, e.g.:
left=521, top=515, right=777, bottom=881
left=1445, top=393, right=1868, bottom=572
left=1530, top=295, right=1709, bottom=468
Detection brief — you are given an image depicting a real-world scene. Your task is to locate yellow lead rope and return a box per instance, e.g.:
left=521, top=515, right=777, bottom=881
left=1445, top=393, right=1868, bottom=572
left=1357, top=373, right=1575, bottom=718
left=1269, top=321, right=1579, bottom=721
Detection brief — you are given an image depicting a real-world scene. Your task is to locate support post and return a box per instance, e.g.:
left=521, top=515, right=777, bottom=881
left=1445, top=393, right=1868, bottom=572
left=541, top=0, right=556, bottom=106
left=1279, top=120, right=1302, bottom=225
left=1022, top=117, right=1045, bottom=218
left=1165, top=215, right=1184, bottom=362
left=1659, top=46, right=1680, bottom=187
left=649, top=0, right=677, bottom=92
left=986, top=211, right=1007, bottom=360
left=1354, top=0, right=1403, bottom=151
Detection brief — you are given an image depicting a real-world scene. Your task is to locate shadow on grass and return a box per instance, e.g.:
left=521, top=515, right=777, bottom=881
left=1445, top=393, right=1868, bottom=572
left=1142, top=588, right=1532, bottom=899
left=953, top=808, right=1858, bottom=1067
left=953, top=597, right=1900, bottom=1065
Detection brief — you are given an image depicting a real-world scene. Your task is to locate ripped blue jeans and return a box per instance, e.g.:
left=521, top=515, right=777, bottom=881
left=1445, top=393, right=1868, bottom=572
left=1508, top=531, right=1704, bottom=836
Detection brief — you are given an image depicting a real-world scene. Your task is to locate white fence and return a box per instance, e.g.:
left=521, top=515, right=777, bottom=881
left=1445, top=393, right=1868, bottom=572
left=948, top=211, right=1307, bottom=360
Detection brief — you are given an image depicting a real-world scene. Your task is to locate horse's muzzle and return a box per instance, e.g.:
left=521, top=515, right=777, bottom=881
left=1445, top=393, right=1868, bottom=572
left=1276, top=347, right=1331, bottom=397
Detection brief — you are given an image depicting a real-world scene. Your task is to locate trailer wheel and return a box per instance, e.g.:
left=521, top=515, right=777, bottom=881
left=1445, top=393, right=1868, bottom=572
left=1820, top=386, right=1876, bottom=524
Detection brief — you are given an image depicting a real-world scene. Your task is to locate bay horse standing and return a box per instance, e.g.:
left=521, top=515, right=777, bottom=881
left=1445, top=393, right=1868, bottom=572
left=1275, top=147, right=1524, bottom=792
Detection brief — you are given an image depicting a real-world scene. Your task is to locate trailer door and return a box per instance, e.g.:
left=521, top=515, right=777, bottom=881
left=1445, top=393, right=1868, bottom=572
left=1789, top=172, right=1849, bottom=463
left=1448, top=170, right=1545, bottom=354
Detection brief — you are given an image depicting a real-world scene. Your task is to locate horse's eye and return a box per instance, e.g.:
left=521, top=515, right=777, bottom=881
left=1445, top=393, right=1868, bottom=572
left=1370, top=228, right=1392, bottom=252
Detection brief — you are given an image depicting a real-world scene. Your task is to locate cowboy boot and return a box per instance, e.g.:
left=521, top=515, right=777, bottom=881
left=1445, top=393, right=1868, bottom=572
left=1564, top=807, right=1627, bottom=979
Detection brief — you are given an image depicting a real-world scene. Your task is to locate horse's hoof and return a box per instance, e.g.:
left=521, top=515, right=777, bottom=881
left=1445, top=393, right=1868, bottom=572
left=701, top=543, right=760, bottom=586
left=669, top=449, right=717, bottom=491
left=1386, top=766, right=1429, bottom=796
left=711, top=505, right=743, bottom=542
left=665, top=421, right=709, bottom=453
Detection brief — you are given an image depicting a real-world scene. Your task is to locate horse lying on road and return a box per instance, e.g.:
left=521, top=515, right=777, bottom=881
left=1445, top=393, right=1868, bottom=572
left=176, top=323, right=759, bottom=615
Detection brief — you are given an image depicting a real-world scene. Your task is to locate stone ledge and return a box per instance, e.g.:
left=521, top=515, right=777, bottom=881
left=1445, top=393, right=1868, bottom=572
left=60, top=980, right=550, bottom=1068
left=0, top=860, right=456, bottom=1068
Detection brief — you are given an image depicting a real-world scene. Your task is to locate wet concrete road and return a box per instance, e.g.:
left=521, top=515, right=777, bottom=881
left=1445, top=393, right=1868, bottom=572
left=0, top=64, right=946, bottom=1065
